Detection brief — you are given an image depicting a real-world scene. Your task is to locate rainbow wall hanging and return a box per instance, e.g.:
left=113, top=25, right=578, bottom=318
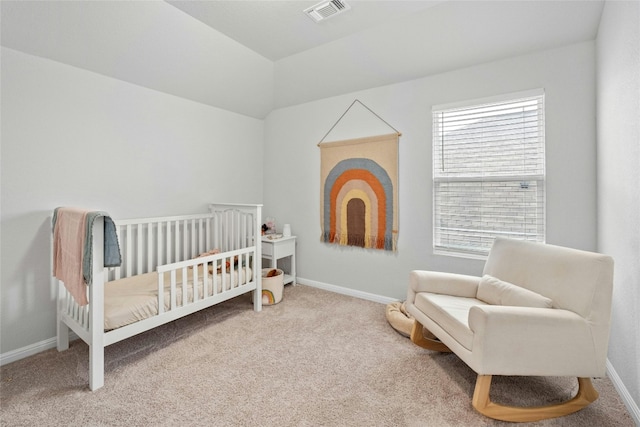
left=319, top=133, right=399, bottom=251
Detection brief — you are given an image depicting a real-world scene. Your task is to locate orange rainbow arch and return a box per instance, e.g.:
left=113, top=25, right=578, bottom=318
left=323, top=158, right=393, bottom=250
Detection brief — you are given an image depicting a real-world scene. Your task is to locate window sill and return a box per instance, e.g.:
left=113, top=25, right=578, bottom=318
left=433, top=248, right=488, bottom=261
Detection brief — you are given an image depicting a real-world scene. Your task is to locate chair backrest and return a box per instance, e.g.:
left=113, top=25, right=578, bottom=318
left=483, top=238, right=614, bottom=321
left=483, top=238, right=615, bottom=373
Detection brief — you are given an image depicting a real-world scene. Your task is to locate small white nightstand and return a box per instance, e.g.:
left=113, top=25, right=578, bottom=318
left=261, top=235, right=296, bottom=285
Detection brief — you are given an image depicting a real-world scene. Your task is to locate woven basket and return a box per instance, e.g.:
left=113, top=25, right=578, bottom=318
left=261, top=268, right=284, bottom=305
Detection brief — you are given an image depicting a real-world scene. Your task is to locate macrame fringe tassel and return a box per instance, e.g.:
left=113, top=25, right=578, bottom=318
left=321, top=232, right=397, bottom=252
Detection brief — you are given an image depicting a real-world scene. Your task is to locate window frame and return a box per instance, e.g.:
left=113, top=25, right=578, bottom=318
left=432, top=89, right=546, bottom=259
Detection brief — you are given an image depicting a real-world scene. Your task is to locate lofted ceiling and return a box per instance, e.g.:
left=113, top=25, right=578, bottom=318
left=166, top=1, right=444, bottom=61
left=1, top=1, right=605, bottom=118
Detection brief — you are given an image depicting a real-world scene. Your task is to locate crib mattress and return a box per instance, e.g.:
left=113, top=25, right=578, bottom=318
left=104, top=267, right=252, bottom=330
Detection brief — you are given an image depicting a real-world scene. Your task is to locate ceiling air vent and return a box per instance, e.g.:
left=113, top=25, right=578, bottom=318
left=304, top=0, right=351, bottom=23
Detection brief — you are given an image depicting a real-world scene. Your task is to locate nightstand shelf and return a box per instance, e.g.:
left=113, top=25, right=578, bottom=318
left=261, top=235, right=296, bottom=285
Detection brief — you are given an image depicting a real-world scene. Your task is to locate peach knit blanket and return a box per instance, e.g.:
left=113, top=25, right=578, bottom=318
left=53, top=208, right=90, bottom=305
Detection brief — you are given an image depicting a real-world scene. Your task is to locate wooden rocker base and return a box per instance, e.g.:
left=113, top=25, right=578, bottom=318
left=472, top=375, right=599, bottom=422
left=409, top=318, right=598, bottom=422
left=410, top=320, right=452, bottom=353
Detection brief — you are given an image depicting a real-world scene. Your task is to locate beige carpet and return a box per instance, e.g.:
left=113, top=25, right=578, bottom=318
left=0, top=285, right=634, bottom=426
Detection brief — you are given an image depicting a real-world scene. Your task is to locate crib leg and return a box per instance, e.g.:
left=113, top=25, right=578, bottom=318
left=253, top=286, right=262, bottom=312
left=89, top=344, right=104, bottom=391
left=57, top=318, right=69, bottom=351
left=55, top=281, right=69, bottom=351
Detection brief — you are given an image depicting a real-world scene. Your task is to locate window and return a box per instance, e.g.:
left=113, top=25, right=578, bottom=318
left=432, top=89, right=545, bottom=258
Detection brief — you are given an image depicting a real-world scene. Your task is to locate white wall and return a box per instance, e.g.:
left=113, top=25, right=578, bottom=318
left=597, top=0, right=640, bottom=417
left=0, top=47, right=264, bottom=355
left=264, top=41, right=597, bottom=300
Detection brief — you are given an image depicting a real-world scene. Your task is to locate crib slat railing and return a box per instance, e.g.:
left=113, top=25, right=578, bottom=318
left=157, top=271, right=164, bottom=315
left=190, top=219, right=196, bottom=258
left=166, top=221, right=172, bottom=264
left=111, top=213, right=219, bottom=279
left=147, top=223, right=153, bottom=274
left=110, top=212, right=255, bottom=286
left=82, top=305, right=89, bottom=329
left=157, top=221, right=164, bottom=267
left=170, top=269, right=177, bottom=311
left=126, top=224, right=133, bottom=278
left=156, top=247, right=255, bottom=310
left=181, top=267, right=188, bottom=306
left=66, top=292, right=75, bottom=321
left=59, top=214, right=226, bottom=320
left=208, top=208, right=255, bottom=252
left=73, top=301, right=79, bottom=324
left=243, top=252, right=250, bottom=285
left=202, top=264, right=209, bottom=299
left=197, top=218, right=203, bottom=255
left=107, top=210, right=257, bottom=316
left=113, top=227, right=123, bottom=281
left=192, top=266, right=200, bottom=303
left=136, top=224, right=143, bottom=275
left=57, top=282, right=92, bottom=341
left=175, top=221, right=180, bottom=262
left=212, top=215, right=219, bottom=251
left=212, top=262, right=219, bottom=296
left=182, top=220, right=188, bottom=260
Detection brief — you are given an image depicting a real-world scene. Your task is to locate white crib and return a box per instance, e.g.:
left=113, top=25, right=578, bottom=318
left=54, top=203, right=262, bottom=390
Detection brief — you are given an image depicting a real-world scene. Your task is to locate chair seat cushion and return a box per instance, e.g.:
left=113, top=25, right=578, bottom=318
left=414, top=292, right=487, bottom=351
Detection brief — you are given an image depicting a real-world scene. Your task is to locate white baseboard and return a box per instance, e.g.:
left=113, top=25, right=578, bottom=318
left=1, top=337, right=57, bottom=366
left=0, top=332, right=78, bottom=367
left=296, top=277, right=398, bottom=305
left=606, top=359, right=640, bottom=425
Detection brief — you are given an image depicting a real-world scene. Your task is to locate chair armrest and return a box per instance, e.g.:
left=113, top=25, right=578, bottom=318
left=467, top=305, right=601, bottom=376
left=407, top=270, right=479, bottom=300
left=468, top=304, right=587, bottom=336
left=406, top=270, right=479, bottom=316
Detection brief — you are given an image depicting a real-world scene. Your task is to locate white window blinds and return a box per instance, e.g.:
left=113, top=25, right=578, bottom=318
left=432, top=90, right=545, bottom=257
